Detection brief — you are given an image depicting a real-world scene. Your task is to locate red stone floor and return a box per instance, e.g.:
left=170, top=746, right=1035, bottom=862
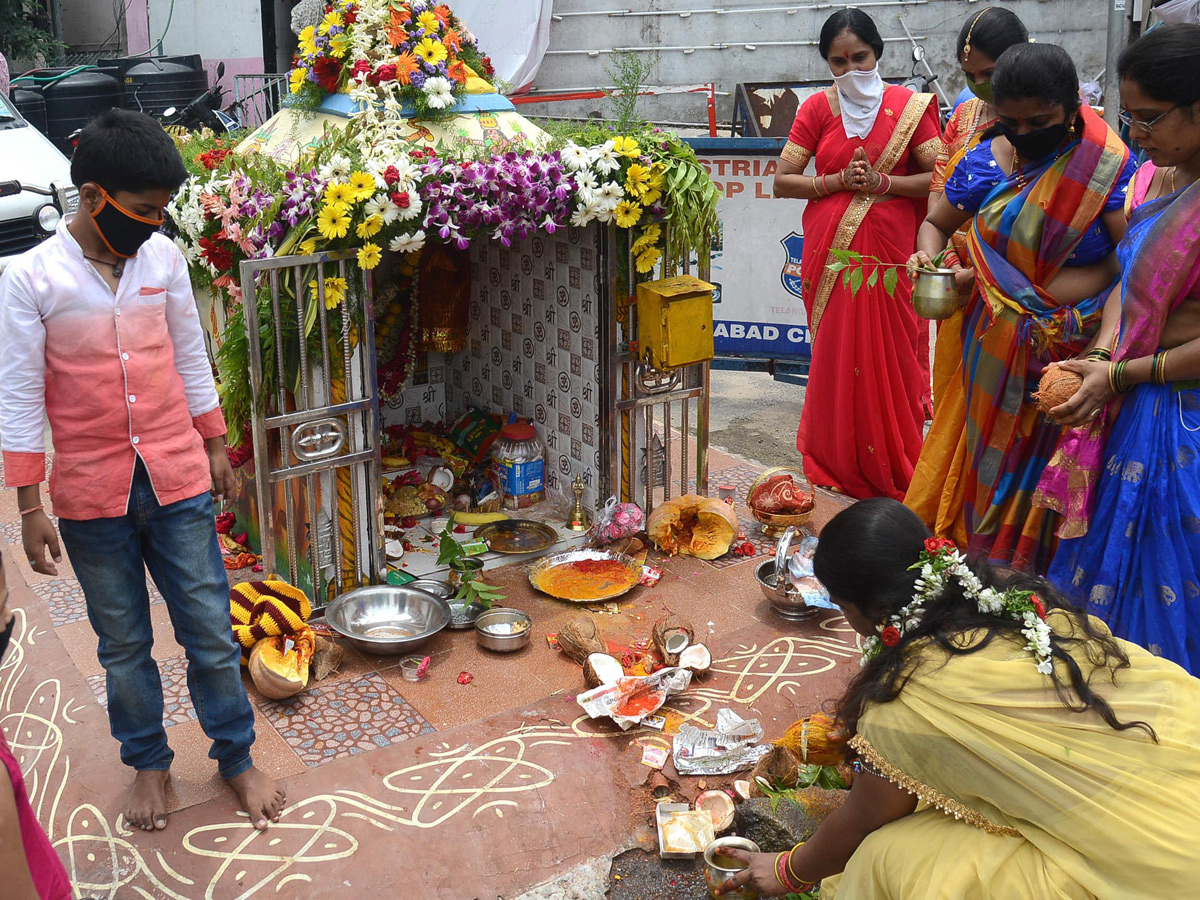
left=0, top=457, right=857, bottom=899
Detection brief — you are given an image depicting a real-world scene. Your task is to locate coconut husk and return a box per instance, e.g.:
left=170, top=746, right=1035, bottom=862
left=557, top=616, right=607, bottom=665
left=583, top=652, right=624, bottom=689
left=775, top=713, right=849, bottom=766
left=1033, top=362, right=1084, bottom=413
left=748, top=745, right=801, bottom=796
left=310, top=636, right=345, bottom=682
left=652, top=614, right=695, bottom=666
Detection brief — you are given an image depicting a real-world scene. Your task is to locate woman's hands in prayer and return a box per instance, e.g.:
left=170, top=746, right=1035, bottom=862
left=1047, top=359, right=1115, bottom=427
left=843, top=148, right=883, bottom=192
left=711, top=849, right=792, bottom=897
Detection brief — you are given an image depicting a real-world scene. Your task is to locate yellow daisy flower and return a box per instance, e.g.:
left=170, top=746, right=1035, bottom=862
left=329, top=33, right=351, bottom=59
left=631, top=227, right=660, bottom=256
left=625, top=163, right=651, bottom=198
left=300, top=238, right=318, bottom=256
left=415, top=37, right=449, bottom=65
left=318, top=11, right=343, bottom=35
left=612, top=136, right=641, bottom=158
left=614, top=200, right=642, bottom=229
left=640, top=187, right=662, bottom=207
left=416, top=10, right=440, bottom=33
left=324, top=181, right=355, bottom=207
left=357, top=243, right=382, bottom=270
left=289, top=67, right=309, bottom=94
left=635, top=246, right=662, bottom=274
left=356, top=214, right=384, bottom=239
left=298, top=27, right=318, bottom=57
left=649, top=164, right=667, bottom=189
left=317, top=204, right=351, bottom=240
left=349, top=171, right=377, bottom=201
left=312, top=276, right=348, bottom=310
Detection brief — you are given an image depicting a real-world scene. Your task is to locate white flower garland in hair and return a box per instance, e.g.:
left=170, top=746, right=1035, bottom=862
left=860, top=538, right=1055, bottom=675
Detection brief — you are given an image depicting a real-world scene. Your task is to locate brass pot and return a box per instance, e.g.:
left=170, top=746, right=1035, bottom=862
left=911, top=268, right=960, bottom=320
left=704, top=836, right=762, bottom=900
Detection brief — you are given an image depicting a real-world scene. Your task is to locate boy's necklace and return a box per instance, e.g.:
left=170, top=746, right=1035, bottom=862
left=84, top=255, right=124, bottom=278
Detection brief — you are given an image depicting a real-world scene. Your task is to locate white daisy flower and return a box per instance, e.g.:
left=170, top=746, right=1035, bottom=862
left=319, top=154, right=352, bottom=182
left=423, top=76, right=456, bottom=110
left=593, top=140, right=620, bottom=174
left=389, top=231, right=427, bottom=254
left=596, top=181, right=624, bottom=202
left=570, top=203, right=599, bottom=227
left=573, top=169, right=599, bottom=191
left=561, top=142, right=591, bottom=172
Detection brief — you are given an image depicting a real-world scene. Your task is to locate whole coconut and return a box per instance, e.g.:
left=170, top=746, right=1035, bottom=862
left=1033, top=363, right=1084, bottom=413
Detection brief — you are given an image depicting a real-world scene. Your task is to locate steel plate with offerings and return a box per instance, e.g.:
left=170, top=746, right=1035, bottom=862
left=529, top=549, right=641, bottom=602
left=475, top=519, right=559, bottom=555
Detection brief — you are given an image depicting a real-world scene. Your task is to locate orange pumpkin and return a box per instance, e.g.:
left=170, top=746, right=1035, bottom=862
left=647, top=494, right=739, bottom=560
left=248, top=626, right=317, bottom=700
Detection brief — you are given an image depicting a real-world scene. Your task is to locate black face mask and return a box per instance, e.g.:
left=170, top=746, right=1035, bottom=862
left=0, top=617, right=13, bottom=668
left=999, top=122, right=1071, bottom=162
left=90, top=187, right=164, bottom=258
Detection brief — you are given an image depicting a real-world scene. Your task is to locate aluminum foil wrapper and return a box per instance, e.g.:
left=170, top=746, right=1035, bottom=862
left=672, top=708, right=771, bottom=775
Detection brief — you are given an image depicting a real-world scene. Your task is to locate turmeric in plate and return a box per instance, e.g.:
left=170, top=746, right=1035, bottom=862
left=533, top=558, right=638, bottom=601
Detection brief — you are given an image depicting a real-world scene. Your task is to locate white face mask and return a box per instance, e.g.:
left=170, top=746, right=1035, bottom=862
left=1154, top=0, right=1200, bottom=24
left=833, top=65, right=885, bottom=139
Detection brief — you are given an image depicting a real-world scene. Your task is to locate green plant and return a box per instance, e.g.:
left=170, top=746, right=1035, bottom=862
left=436, top=515, right=505, bottom=609
left=825, top=248, right=945, bottom=298
left=604, top=51, right=657, bottom=134
left=1, top=0, right=60, bottom=63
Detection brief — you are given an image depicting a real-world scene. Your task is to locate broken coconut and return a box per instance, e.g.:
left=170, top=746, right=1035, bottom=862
left=647, top=494, right=739, bottom=560
left=248, top=627, right=316, bottom=700
left=583, top=652, right=625, bottom=690
left=653, top=614, right=695, bottom=666
left=695, top=790, right=737, bottom=833
left=557, top=616, right=607, bottom=665
left=679, top=643, right=712, bottom=674
left=1033, top=362, right=1084, bottom=413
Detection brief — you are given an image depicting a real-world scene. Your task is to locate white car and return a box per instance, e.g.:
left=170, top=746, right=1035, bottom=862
left=0, top=92, right=78, bottom=273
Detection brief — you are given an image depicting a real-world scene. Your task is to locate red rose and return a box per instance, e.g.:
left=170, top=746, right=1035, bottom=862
left=383, top=165, right=400, bottom=185
left=344, top=8, right=357, bottom=24
left=1030, top=594, right=1047, bottom=620
left=880, top=626, right=901, bottom=647
left=923, top=537, right=956, bottom=555
left=313, top=57, right=343, bottom=93
left=392, top=191, right=411, bottom=208
left=352, top=59, right=370, bottom=78
left=411, top=149, right=425, bottom=160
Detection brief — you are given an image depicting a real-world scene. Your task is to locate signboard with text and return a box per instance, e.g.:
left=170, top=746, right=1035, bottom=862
left=693, top=146, right=812, bottom=361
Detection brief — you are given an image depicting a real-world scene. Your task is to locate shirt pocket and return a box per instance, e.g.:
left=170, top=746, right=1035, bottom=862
left=137, top=286, right=167, bottom=306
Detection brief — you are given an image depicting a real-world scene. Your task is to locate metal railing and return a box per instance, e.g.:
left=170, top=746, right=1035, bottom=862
left=234, top=73, right=288, bottom=128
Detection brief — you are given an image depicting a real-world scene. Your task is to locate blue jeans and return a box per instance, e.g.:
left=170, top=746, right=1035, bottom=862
left=59, top=462, right=255, bottom=780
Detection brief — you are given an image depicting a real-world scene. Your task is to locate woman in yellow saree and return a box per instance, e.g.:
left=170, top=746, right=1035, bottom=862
left=717, top=499, right=1200, bottom=898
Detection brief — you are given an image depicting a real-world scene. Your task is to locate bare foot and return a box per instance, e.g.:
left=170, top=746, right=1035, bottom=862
left=226, top=766, right=286, bottom=830
left=125, top=769, right=170, bottom=832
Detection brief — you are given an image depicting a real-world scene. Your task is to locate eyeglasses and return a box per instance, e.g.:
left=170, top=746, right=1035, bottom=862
left=1118, top=106, right=1177, bottom=134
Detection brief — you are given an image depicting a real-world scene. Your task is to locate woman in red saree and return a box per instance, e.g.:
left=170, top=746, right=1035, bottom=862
left=774, top=9, right=942, bottom=500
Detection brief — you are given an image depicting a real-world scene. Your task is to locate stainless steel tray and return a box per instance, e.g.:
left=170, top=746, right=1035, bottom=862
left=527, top=549, right=640, bottom=603
left=475, top=519, right=560, bottom=555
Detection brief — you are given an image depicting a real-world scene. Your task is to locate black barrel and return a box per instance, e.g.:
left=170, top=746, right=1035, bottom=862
left=11, top=88, right=48, bottom=134
left=41, top=69, right=124, bottom=153
left=118, top=56, right=209, bottom=119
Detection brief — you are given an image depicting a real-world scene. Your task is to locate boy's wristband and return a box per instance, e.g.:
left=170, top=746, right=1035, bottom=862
left=19, top=505, right=44, bottom=516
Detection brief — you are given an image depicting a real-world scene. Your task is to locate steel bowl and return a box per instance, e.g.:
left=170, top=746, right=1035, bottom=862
left=912, top=268, right=960, bottom=320
left=754, top=558, right=819, bottom=621
left=325, top=585, right=451, bottom=655
left=704, top=836, right=761, bottom=900
left=475, top=608, right=532, bottom=652
left=407, top=579, right=456, bottom=602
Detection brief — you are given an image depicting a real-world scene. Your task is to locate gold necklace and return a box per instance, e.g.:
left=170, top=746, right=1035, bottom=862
left=1171, top=167, right=1178, bottom=195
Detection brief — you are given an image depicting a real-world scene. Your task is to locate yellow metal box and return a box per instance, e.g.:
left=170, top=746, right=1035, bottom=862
left=636, top=275, right=716, bottom=370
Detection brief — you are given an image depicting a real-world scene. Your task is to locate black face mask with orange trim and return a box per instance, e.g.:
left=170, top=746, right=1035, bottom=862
left=90, top=187, right=164, bottom=258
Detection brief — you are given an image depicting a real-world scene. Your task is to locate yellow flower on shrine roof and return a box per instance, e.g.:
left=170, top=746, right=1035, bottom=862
left=324, top=181, right=355, bottom=207
left=289, top=68, right=309, bottom=94
left=417, top=10, right=440, bottom=34
left=313, top=276, right=348, bottom=310
left=349, top=171, right=377, bottom=201
left=636, top=246, right=662, bottom=274
left=356, top=214, right=384, bottom=239
left=357, top=243, right=382, bottom=270
left=415, top=37, right=449, bottom=65
left=318, top=11, right=343, bottom=35
left=298, top=27, right=318, bottom=57
left=625, top=163, right=652, bottom=198
left=612, top=136, right=641, bottom=158
left=317, top=204, right=351, bottom=240
left=615, top=200, right=643, bottom=229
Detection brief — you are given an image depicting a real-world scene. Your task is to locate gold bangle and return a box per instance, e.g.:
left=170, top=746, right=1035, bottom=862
left=787, top=844, right=816, bottom=888
left=1108, top=362, right=1120, bottom=396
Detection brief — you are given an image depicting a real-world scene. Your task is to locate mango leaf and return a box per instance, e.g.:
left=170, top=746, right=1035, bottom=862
left=883, top=267, right=900, bottom=297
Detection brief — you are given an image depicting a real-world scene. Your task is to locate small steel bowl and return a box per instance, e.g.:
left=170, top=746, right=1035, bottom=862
left=475, top=608, right=532, bottom=652
left=325, top=586, right=451, bottom=655
left=407, top=579, right=456, bottom=602
left=912, top=268, right=960, bottom=320
left=754, top=558, right=819, bottom=621
left=704, top=836, right=761, bottom=900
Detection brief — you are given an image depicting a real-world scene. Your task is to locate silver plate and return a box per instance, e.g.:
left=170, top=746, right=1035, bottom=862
left=527, top=549, right=640, bottom=603
left=475, top=519, right=559, bottom=555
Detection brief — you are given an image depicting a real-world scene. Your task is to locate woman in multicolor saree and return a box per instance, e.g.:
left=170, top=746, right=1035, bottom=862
left=1046, top=25, right=1200, bottom=673
left=905, top=7, right=1028, bottom=546
left=772, top=9, right=942, bottom=501
left=907, top=43, right=1134, bottom=572
left=715, top=499, right=1200, bottom=899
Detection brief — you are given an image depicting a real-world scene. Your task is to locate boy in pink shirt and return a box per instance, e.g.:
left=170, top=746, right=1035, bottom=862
left=0, top=110, right=284, bottom=832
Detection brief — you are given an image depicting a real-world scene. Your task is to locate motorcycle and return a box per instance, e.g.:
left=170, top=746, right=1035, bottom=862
left=160, top=62, right=242, bottom=134
left=899, top=45, right=951, bottom=123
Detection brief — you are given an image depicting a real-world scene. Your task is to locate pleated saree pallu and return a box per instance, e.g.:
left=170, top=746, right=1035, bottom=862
left=960, top=107, right=1129, bottom=571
